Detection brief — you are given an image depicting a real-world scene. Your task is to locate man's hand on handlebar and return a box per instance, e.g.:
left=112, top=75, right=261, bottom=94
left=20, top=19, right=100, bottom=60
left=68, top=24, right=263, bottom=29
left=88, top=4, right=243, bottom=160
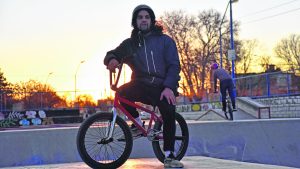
left=107, top=59, right=120, bottom=72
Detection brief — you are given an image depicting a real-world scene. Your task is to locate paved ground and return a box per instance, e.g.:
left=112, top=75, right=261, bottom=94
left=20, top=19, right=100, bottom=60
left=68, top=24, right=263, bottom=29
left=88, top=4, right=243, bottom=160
left=3, top=156, right=296, bottom=169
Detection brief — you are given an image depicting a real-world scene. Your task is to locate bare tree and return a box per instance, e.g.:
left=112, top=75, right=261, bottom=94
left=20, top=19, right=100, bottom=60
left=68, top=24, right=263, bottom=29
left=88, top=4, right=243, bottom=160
left=160, top=9, right=240, bottom=99
left=76, top=94, right=96, bottom=108
left=12, top=80, right=67, bottom=109
left=0, top=69, right=14, bottom=111
left=160, top=11, right=196, bottom=96
left=236, top=39, right=257, bottom=74
left=259, top=55, right=271, bottom=72
left=274, top=34, right=300, bottom=71
left=193, top=9, right=225, bottom=93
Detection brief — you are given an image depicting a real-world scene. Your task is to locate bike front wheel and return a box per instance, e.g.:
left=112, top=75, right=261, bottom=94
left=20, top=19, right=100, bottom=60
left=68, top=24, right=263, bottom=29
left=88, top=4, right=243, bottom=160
left=76, top=112, right=133, bottom=169
left=152, top=112, right=189, bottom=163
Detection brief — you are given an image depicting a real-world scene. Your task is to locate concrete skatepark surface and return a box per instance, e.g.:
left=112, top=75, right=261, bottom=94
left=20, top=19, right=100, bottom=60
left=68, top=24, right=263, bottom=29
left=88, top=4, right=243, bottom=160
left=2, top=156, right=297, bottom=169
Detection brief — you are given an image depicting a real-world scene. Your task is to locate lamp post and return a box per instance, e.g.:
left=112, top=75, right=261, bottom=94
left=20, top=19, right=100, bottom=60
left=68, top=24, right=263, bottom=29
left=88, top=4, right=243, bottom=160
left=219, top=0, right=238, bottom=69
left=219, top=0, right=238, bottom=98
left=219, top=1, right=230, bottom=69
left=74, top=60, right=85, bottom=107
left=45, top=72, right=53, bottom=108
left=46, top=72, right=53, bottom=85
left=41, top=72, right=53, bottom=109
left=229, top=0, right=238, bottom=98
left=229, top=0, right=238, bottom=80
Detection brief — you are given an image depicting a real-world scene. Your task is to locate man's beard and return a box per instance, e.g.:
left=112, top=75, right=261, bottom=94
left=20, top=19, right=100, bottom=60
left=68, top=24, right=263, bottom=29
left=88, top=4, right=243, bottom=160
left=139, top=24, right=151, bottom=33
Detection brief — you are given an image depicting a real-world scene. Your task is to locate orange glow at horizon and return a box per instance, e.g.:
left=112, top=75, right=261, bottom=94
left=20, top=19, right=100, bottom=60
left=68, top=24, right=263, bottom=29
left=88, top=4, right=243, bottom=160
left=1, top=0, right=299, bottom=105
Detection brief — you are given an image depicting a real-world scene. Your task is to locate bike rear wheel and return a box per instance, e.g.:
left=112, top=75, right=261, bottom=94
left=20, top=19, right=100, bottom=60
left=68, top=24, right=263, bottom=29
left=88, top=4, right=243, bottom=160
left=76, top=112, right=133, bottom=169
left=227, top=100, right=233, bottom=120
left=152, top=112, right=189, bottom=163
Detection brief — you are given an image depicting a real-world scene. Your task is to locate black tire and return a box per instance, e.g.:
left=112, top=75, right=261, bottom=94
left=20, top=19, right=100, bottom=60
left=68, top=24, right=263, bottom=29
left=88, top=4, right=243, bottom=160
left=227, top=100, right=233, bottom=120
left=76, top=112, right=133, bottom=169
left=152, top=112, right=189, bottom=163
left=224, top=112, right=229, bottom=120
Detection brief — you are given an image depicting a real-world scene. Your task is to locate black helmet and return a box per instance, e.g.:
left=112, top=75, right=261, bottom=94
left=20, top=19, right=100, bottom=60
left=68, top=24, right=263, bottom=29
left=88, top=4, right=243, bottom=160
left=131, top=4, right=156, bottom=29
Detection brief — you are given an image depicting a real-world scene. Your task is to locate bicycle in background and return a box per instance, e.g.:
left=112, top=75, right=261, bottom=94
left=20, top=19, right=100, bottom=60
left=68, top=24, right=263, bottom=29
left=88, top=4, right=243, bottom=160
left=214, top=91, right=234, bottom=121
left=224, top=95, right=233, bottom=120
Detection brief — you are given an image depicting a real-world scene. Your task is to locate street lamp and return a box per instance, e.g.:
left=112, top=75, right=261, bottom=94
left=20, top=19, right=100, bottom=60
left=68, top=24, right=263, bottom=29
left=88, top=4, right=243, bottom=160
left=46, top=72, right=53, bottom=85
left=219, top=1, right=230, bottom=69
left=219, top=0, right=238, bottom=69
left=229, top=0, right=238, bottom=98
left=229, top=0, right=238, bottom=80
left=219, top=0, right=238, bottom=98
left=41, top=72, right=53, bottom=109
left=74, top=60, right=85, bottom=107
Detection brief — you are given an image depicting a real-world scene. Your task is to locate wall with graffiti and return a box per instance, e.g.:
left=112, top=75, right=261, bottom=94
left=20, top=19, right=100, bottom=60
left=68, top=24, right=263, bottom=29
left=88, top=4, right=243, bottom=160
left=176, top=102, right=222, bottom=113
left=0, top=109, right=82, bottom=128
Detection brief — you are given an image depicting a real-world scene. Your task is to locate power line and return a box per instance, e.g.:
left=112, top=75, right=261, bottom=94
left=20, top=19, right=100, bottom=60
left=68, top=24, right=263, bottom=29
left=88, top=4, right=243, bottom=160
left=243, top=7, right=300, bottom=24
left=239, top=0, right=299, bottom=18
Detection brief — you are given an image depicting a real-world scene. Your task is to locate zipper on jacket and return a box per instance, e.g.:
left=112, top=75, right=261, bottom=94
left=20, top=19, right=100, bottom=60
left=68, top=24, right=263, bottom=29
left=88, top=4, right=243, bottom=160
left=151, top=77, right=155, bottom=83
left=143, top=38, right=151, bottom=75
left=151, top=50, right=157, bottom=73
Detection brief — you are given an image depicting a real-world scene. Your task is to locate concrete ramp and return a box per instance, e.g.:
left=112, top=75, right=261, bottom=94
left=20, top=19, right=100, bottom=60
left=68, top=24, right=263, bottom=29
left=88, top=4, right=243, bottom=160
left=1, top=119, right=300, bottom=168
left=193, top=109, right=256, bottom=121
left=233, top=108, right=256, bottom=120
left=196, top=109, right=227, bottom=121
left=187, top=119, right=300, bottom=168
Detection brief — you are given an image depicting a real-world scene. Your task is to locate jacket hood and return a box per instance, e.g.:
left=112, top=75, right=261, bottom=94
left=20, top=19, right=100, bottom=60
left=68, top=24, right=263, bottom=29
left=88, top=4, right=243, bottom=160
left=131, top=4, right=156, bottom=29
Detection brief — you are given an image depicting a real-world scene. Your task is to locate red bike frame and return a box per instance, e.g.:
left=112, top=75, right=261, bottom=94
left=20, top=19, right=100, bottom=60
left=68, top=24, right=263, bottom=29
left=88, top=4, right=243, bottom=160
left=110, top=65, right=163, bottom=138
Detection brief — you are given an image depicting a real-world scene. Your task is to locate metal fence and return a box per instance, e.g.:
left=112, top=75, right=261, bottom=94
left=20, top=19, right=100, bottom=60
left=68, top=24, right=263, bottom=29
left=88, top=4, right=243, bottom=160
left=1, top=70, right=300, bottom=111
left=177, top=69, right=300, bottom=104
left=235, top=69, right=300, bottom=98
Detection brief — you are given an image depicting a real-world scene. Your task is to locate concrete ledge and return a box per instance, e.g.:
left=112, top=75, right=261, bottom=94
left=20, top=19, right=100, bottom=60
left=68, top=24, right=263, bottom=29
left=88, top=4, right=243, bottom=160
left=237, top=97, right=270, bottom=118
left=1, top=119, right=300, bottom=168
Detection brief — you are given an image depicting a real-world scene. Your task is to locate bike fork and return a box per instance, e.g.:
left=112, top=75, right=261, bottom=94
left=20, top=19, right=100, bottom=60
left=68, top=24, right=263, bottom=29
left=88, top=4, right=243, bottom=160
left=105, top=107, right=118, bottom=139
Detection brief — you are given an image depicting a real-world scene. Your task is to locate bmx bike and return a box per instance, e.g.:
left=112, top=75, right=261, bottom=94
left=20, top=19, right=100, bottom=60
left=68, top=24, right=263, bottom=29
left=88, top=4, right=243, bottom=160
left=76, top=65, right=189, bottom=169
left=224, top=96, right=233, bottom=121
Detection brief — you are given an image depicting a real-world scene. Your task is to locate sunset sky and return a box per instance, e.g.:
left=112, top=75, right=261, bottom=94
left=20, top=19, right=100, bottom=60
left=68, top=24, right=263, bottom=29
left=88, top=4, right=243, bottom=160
left=1, top=0, right=300, bottom=100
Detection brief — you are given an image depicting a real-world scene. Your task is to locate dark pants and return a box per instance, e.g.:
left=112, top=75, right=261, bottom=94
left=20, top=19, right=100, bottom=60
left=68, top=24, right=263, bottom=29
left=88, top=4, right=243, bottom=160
left=220, top=79, right=236, bottom=112
left=118, top=81, right=176, bottom=152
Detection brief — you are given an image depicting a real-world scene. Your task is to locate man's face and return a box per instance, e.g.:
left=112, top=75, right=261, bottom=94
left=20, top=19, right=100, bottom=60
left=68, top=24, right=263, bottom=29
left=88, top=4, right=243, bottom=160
left=136, top=10, right=151, bottom=31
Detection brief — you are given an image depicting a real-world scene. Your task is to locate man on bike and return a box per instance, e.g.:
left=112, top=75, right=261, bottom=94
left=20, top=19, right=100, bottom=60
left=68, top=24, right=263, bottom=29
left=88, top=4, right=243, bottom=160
left=104, top=4, right=183, bottom=168
left=211, top=62, right=237, bottom=117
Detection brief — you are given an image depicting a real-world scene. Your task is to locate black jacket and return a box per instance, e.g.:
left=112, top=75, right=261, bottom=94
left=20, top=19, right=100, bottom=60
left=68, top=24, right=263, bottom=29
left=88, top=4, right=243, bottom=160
left=104, top=31, right=181, bottom=93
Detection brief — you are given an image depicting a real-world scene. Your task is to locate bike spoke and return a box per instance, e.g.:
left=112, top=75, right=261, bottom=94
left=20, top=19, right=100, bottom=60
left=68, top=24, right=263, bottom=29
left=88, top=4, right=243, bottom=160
left=82, top=119, right=127, bottom=164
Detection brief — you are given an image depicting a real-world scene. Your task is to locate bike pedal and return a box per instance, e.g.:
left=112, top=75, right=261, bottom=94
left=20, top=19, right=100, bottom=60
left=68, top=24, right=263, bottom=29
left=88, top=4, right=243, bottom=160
left=132, top=134, right=143, bottom=140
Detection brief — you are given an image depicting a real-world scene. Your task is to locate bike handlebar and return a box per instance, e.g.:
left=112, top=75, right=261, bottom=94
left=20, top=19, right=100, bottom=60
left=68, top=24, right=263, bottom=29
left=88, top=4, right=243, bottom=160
left=109, top=63, right=123, bottom=91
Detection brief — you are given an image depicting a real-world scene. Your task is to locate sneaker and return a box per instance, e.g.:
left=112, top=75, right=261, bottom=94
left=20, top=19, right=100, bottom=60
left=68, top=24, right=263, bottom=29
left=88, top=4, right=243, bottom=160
left=233, top=108, right=237, bottom=111
left=117, top=124, right=143, bottom=141
left=164, top=154, right=184, bottom=168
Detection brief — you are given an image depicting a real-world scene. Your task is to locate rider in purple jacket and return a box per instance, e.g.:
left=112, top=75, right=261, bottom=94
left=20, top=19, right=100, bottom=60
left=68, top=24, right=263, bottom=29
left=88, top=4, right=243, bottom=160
left=211, top=62, right=237, bottom=117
